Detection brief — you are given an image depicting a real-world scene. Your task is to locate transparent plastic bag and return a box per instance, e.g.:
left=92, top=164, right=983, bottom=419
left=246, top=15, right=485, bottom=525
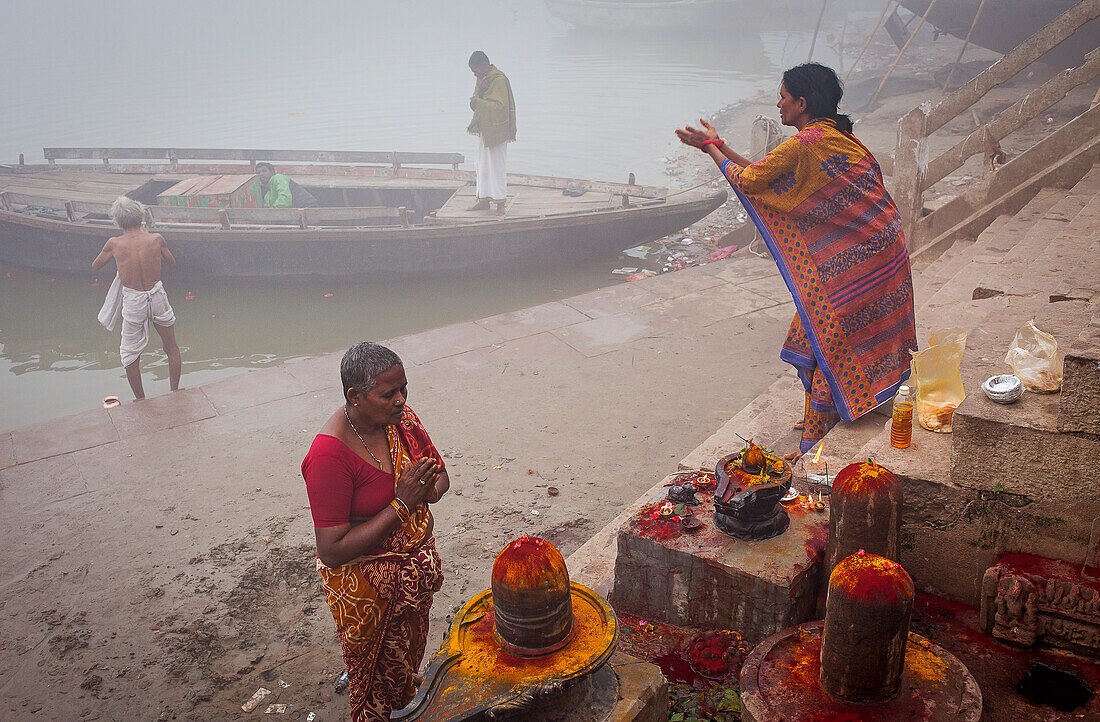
left=909, top=328, right=967, bottom=433
left=1004, top=320, right=1063, bottom=392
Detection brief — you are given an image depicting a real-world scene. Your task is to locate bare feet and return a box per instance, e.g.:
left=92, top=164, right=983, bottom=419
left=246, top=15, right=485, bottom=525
left=793, top=418, right=805, bottom=431
left=468, top=199, right=491, bottom=211
left=784, top=450, right=803, bottom=463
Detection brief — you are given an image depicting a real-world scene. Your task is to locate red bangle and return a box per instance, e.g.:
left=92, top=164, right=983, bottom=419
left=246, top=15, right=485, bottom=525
left=701, top=139, right=724, bottom=149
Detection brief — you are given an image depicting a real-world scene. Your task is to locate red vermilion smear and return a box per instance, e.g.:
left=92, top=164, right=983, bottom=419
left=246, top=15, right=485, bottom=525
left=832, top=461, right=898, bottom=495
left=629, top=502, right=692, bottom=542
left=830, top=552, right=914, bottom=605
left=801, top=515, right=829, bottom=559
left=910, top=592, right=1100, bottom=718
left=654, top=650, right=713, bottom=689
left=616, top=613, right=746, bottom=691
left=996, top=553, right=1100, bottom=594
left=491, top=535, right=569, bottom=590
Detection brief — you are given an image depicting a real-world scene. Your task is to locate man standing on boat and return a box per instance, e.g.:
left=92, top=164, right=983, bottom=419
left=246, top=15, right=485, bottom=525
left=255, top=162, right=320, bottom=208
left=466, top=51, right=516, bottom=212
left=93, top=196, right=182, bottom=401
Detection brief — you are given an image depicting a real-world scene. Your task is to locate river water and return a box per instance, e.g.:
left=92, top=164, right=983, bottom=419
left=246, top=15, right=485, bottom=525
left=0, top=0, right=856, bottom=432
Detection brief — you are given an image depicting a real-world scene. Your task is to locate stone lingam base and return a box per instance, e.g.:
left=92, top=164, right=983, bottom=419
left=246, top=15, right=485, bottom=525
left=609, top=474, right=829, bottom=649
left=740, top=621, right=982, bottom=722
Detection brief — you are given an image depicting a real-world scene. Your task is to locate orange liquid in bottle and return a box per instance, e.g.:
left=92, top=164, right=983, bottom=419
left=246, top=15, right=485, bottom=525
left=891, top=402, right=913, bottom=448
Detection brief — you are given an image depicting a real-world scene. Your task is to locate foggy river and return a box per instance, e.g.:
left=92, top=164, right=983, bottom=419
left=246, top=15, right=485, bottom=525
left=0, top=0, right=853, bottom=432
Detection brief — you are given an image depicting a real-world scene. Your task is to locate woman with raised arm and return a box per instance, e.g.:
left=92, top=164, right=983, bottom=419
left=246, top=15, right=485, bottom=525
left=677, top=63, right=917, bottom=461
left=302, top=342, right=449, bottom=721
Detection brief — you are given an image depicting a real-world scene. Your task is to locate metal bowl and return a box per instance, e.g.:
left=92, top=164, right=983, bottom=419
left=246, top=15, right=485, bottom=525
left=982, top=374, right=1023, bottom=404
left=681, top=517, right=705, bottom=533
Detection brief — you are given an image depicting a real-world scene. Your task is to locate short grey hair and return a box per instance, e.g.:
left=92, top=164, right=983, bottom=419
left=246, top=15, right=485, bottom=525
left=341, top=342, right=402, bottom=398
left=109, top=196, right=145, bottom=229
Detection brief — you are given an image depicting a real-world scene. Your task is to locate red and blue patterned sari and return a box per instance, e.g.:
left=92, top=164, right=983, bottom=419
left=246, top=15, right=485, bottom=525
left=722, top=119, right=917, bottom=452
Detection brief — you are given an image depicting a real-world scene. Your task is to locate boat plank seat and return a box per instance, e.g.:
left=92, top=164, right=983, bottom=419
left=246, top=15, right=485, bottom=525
left=0, top=174, right=145, bottom=201
left=0, top=175, right=145, bottom=193
left=1, top=188, right=117, bottom=208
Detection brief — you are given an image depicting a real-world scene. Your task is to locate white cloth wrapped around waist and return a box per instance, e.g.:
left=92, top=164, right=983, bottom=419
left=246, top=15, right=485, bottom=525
left=98, top=274, right=123, bottom=331
left=119, top=281, right=175, bottom=368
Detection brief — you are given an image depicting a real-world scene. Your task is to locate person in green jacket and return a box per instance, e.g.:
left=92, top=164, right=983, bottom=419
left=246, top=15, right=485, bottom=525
left=255, top=162, right=319, bottom=208
left=466, top=51, right=516, bottom=212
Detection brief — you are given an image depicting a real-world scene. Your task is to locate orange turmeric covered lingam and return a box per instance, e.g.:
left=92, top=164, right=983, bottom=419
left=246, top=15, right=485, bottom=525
left=491, top=534, right=576, bottom=656
left=825, top=459, right=903, bottom=580
left=820, top=550, right=914, bottom=705
left=392, top=535, right=618, bottom=721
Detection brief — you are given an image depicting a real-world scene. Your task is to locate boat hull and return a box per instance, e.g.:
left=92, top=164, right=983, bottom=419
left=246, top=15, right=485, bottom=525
left=0, top=191, right=725, bottom=278
left=896, top=0, right=1099, bottom=67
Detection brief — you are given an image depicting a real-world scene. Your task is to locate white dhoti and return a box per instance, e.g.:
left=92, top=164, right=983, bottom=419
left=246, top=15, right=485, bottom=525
left=118, top=281, right=175, bottom=368
left=475, top=138, right=508, bottom=201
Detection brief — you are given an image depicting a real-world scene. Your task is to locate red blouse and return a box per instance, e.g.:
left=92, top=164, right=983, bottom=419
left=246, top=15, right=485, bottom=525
left=302, top=434, right=395, bottom=528
left=301, top=408, right=445, bottom=528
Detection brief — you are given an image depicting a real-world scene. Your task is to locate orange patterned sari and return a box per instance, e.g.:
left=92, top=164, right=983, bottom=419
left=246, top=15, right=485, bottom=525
left=316, top=407, right=445, bottom=722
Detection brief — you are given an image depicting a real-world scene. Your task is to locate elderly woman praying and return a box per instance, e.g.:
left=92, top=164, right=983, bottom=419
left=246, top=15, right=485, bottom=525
left=302, top=341, right=449, bottom=721
left=676, top=63, right=917, bottom=461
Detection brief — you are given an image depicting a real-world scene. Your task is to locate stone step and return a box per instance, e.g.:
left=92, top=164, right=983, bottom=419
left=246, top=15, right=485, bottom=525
left=986, top=163, right=1100, bottom=271
left=1060, top=310, right=1100, bottom=435
left=1051, top=233, right=1100, bottom=302
left=677, top=374, right=803, bottom=473
left=1000, top=191, right=1100, bottom=298
left=949, top=293, right=1098, bottom=495
left=916, top=187, right=1092, bottom=344
left=913, top=238, right=977, bottom=308
left=917, top=189, right=1065, bottom=323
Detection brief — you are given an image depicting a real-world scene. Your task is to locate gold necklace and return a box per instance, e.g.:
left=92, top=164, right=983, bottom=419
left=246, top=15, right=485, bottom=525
left=345, top=406, right=386, bottom=469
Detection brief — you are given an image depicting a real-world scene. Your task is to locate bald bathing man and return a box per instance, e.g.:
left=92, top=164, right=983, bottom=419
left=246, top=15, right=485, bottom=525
left=94, top=196, right=182, bottom=400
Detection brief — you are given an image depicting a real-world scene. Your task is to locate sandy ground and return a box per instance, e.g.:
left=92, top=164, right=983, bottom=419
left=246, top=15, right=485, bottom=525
left=2, top=13, right=1096, bottom=722
left=0, top=255, right=797, bottom=721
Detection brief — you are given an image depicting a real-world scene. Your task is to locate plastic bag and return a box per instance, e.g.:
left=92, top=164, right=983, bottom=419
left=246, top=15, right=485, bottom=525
left=910, top=327, right=967, bottom=433
left=1005, top=320, right=1063, bottom=392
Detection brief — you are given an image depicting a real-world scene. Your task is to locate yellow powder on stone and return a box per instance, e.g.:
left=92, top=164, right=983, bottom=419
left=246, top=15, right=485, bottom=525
left=904, top=643, right=948, bottom=683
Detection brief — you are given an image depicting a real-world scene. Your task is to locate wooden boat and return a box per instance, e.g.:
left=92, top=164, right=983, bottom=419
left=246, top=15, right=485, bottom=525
left=0, top=147, right=725, bottom=278
left=544, top=0, right=737, bottom=31
left=895, top=0, right=1099, bottom=68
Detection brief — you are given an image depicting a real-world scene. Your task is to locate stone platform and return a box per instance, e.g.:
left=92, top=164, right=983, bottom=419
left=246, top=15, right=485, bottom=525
left=608, top=473, right=829, bottom=649
left=739, top=621, right=982, bottom=722
left=515, top=652, right=667, bottom=722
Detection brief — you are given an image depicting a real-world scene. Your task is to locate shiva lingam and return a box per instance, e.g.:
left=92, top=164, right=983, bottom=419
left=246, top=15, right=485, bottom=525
left=713, top=441, right=793, bottom=540
left=392, top=535, right=618, bottom=721
left=739, top=551, right=982, bottom=720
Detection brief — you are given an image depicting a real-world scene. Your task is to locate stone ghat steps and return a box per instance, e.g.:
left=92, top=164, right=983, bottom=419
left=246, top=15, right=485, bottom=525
left=567, top=167, right=1100, bottom=606
left=838, top=165, right=1100, bottom=604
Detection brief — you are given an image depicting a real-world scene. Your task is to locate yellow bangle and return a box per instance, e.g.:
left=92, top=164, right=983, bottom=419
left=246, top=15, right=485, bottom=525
left=390, top=499, right=410, bottom=523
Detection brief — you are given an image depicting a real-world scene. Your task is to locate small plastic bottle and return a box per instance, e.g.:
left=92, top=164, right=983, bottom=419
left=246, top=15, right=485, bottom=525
left=890, top=385, right=914, bottom=449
